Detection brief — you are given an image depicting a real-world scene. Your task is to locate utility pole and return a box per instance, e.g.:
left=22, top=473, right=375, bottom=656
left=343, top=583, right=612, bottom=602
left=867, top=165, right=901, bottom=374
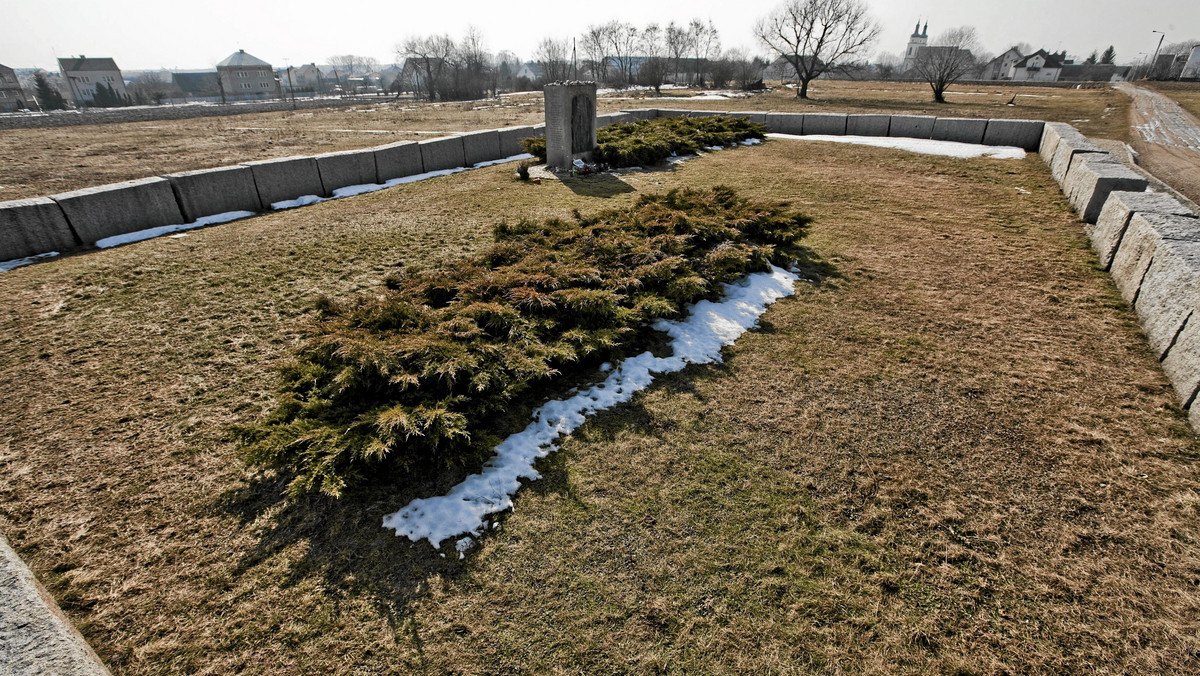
left=285, top=61, right=296, bottom=109
left=573, top=38, right=578, bottom=80
left=1149, top=30, right=1165, bottom=79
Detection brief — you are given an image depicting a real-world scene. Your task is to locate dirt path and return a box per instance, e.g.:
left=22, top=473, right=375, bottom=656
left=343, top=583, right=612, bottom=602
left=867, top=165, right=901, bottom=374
left=1118, top=83, right=1200, bottom=204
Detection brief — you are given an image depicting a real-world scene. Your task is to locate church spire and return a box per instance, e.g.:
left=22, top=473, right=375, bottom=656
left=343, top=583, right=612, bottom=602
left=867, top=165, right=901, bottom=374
left=912, top=19, right=922, bottom=38
left=922, top=21, right=928, bottom=37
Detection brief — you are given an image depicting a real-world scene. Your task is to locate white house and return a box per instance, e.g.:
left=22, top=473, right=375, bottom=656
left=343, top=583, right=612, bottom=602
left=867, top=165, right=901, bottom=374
left=217, top=49, right=280, bottom=100
left=1181, top=45, right=1200, bottom=81
left=980, top=47, right=1023, bottom=80
left=1008, top=50, right=1065, bottom=82
left=58, top=56, right=128, bottom=106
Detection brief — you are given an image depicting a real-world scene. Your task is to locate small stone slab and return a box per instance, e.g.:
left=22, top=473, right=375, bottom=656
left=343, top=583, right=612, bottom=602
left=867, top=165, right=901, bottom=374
left=460, top=130, right=503, bottom=166
left=1161, top=300, right=1200, bottom=407
left=496, top=126, right=538, bottom=158
left=803, top=113, right=847, bottom=135
left=1110, top=212, right=1200, bottom=307
left=242, top=156, right=326, bottom=207
left=729, top=111, right=768, bottom=126
left=845, top=114, right=890, bottom=136
left=931, top=117, right=987, bottom=144
left=314, top=148, right=379, bottom=193
left=619, top=109, right=658, bottom=121
left=51, top=177, right=184, bottom=245
left=373, top=141, right=424, bottom=181
left=1089, top=191, right=1196, bottom=269
left=418, top=136, right=467, bottom=173
left=765, top=112, right=804, bottom=135
left=164, top=166, right=262, bottom=222
left=1135, top=236, right=1200, bottom=359
left=0, top=197, right=79, bottom=261
left=1039, top=122, right=1080, bottom=163
left=982, top=119, right=1045, bottom=150
left=1063, top=157, right=1149, bottom=223
left=888, top=115, right=936, bottom=139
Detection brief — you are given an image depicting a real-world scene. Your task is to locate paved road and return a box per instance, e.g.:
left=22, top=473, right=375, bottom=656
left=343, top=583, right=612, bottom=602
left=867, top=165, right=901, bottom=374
left=1117, top=83, right=1200, bottom=205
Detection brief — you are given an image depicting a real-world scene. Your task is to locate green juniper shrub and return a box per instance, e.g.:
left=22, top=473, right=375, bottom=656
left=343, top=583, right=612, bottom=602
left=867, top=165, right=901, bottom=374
left=520, top=115, right=766, bottom=167
left=238, top=187, right=810, bottom=498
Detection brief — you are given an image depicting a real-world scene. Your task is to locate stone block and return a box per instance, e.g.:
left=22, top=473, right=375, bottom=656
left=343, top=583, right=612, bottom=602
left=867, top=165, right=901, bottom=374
left=496, top=126, right=538, bottom=158
left=1161, top=299, right=1200, bottom=407
left=729, top=111, right=769, bottom=126
left=765, top=113, right=804, bottom=135
left=654, top=108, right=693, bottom=118
left=982, top=118, right=1045, bottom=150
left=418, top=136, right=467, bottom=172
left=1063, top=157, right=1149, bottom=223
left=314, top=148, right=378, bottom=193
left=164, top=165, right=262, bottom=222
left=373, top=141, right=424, bottom=181
left=888, top=115, right=936, bottom=139
left=931, top=117, right=988, bottom=144
left=0, top=197, right=79, bottom=261
left=1088, top=191, right=1195, bottom=269
left=1049, top=140, right=1107, bottom=186
left=596, top=112, right=634, bottom=127
left=1109, top=212, right=1200, bottom=307
left=845, top=114, right=890, bottom=136
left=242, top=155, right=326, bottom=207
left=460, top=129, right=503, bottom=166
left=803, top=113, right=847, bottom=135
left=619, top=109, right=659, bottom=121
left=51, top=177, right=184, bottom=244
left=1134, top=237, right=1200, bottom=359
left=544, top=82, right=597, bottom=169
left=1038, top=122, right=1077, bottom=162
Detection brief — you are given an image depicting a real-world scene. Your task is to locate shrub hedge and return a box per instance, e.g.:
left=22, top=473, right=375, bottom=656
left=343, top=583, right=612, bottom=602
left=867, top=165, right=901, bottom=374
left=521, top=115, right=765, bottom=168
left=239, top=187, right=810, bottom=498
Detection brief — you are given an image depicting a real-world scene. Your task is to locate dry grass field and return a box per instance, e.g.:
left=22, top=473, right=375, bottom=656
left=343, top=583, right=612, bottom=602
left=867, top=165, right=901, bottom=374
left=1148, top=82, right=1200, bottom=120
left=0, top=81, right=1129, bottom=201
left=3, top=129, right=1200, bottom=673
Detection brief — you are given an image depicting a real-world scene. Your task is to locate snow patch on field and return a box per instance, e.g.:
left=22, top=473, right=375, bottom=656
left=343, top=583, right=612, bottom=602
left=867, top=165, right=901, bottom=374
left=95, top=211, right=255, bottom=248
left=383, top=265, right=800, bottom=550
left=767, top=133, right=1025, bottom=159
left=0, top=251, right=59, bottom=273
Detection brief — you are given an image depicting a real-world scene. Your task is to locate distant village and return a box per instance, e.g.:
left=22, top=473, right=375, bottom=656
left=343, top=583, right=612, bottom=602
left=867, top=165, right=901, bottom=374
left=2, top=27, right=1200, bottom=113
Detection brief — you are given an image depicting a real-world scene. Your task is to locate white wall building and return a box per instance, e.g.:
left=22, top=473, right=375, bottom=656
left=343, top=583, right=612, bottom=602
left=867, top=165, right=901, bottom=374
left=1009, top=50, right=1065, bottom=82
left=902, top=21, right=929, bottom=72
left=1182, top=45, right=1200, bottom=80
left=217, top=49, right=280, bottom=100
left=58, top=56, right=128, bottom=106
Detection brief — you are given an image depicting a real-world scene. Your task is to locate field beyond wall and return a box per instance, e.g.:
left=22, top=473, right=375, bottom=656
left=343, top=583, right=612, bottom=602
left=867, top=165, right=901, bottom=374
left=2, top=122, right=1199, bottom=672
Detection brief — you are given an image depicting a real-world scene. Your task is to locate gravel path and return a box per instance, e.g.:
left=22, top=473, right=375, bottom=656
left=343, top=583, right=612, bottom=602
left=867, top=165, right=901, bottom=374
left=1117, top=83, right=1200, bottom=204
left=1, top=534, right=110, bottom=675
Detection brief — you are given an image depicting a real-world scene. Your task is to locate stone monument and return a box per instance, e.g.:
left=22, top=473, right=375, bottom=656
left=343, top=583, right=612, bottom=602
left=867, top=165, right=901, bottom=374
left=543, top=82, right=597, bottom=170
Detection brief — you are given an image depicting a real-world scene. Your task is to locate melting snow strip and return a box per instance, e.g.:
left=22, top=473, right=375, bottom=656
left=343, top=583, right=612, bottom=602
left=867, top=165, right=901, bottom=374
left=766, top=133, right=1025, bottom=159
left=383, top=265, right=800, bottom=552
left=0, top=251, right=59, bottom=273
left=94, top=211, right=256, bottom=249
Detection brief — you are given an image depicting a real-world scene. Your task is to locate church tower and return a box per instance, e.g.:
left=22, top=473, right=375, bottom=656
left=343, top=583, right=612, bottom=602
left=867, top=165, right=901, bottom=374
left=903, top=20, right=928, bottom=71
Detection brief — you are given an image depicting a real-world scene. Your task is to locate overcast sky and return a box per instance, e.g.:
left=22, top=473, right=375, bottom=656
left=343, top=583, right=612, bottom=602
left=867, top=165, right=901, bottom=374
left=5, top=0, right=1198, bottom=71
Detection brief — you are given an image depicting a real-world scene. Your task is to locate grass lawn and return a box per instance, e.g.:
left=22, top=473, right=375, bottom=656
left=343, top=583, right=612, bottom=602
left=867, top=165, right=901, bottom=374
left=2, top=137, right=1199, bottom=674
left=0, top=81, right=1130, bottom=202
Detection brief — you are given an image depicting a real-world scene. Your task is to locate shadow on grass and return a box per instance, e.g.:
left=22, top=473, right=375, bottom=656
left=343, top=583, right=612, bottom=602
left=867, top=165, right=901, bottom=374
left=216, top=243, right=839, bottom=631
left=560, top=172, right=638, bottom=198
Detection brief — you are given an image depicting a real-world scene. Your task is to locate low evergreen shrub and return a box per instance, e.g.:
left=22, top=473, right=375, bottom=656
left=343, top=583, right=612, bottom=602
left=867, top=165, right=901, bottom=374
left=520, top=115, right=766, bottom=168
left=238, top=187, right=810, bottom=498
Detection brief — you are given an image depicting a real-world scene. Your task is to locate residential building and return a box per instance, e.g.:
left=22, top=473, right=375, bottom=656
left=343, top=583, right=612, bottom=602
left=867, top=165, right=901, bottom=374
left=0, top=64, right=27, bottom=112
left=1059, top=63, right=1132, bottom=82
left=288, top=63, right=322, bottom=91
left=1008, top=50, right=1065, bottom=82
left=980, top=47, right=1023, bottom=80
left=58, top=55, right=128, bottom=106
left=216, top=49, right=280, bottom=100
left=1182, top=45, right=1200, bottom=81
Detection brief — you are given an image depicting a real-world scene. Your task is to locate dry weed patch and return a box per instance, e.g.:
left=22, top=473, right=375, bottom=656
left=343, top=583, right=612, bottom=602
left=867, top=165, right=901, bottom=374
left=2, top=138, right=1199, bottom=673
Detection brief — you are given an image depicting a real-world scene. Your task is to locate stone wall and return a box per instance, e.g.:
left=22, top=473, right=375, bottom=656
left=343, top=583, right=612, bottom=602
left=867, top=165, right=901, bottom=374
left=0, top=97, right=376, bottom=130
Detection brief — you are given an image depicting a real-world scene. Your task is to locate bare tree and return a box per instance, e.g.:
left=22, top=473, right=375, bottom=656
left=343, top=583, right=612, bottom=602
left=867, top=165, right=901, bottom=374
left=397, top=35, right=455, bottom=101
left=639, top=23, right=669, bottom=93
left=606, top=21, right=640, bottom=87
left=666, top=21, right=694, bottom=85
left=755, top=0, right=880, bottom=99
left=689, top=19, right=721, bottom=87
left=911, top=26, right=979, bottom=103
left=581, top=24, right=613, bottom=83
left=535, top=37, right=571, bottom=84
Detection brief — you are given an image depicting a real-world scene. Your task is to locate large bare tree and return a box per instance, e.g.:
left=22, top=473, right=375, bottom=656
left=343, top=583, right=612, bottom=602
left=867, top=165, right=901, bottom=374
left=397, top=35, right=455, bottom=101
left=534, top=37, right=571, bottom=84
left=755, top=0, right=879, bottom=99
left=911, top=27, right=979, bottom=103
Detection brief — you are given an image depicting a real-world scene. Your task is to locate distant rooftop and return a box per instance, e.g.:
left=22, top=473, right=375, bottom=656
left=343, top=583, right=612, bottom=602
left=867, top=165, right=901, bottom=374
left=58, top=56, right=121, bottom=72
left=217, top=49, right=272, bottom=68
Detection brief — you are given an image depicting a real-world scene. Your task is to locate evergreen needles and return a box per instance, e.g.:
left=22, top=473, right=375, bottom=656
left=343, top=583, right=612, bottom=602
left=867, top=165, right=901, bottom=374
left=521, top=115, right=766, bottom=167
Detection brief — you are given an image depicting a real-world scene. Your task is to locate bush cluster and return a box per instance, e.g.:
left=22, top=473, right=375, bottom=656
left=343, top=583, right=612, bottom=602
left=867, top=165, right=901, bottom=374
left=239, top=187, right=810, bottom=498
left=521, top=115, right=766, bottom=168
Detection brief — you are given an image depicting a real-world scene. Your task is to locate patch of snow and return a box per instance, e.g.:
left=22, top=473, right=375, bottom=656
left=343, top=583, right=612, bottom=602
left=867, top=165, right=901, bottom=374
left=741, top=138, right=763, bottom=146
left=94, top=210, right=255, bottom=249
left=328, top=129, right=394, bottom=134
left=383, top=265, right=800, bottom=549
left=271, top=194, right=324, bottom=210
left=766, top=133, right=1025, bottom=160
left=0, top=251, right=59, bottom=273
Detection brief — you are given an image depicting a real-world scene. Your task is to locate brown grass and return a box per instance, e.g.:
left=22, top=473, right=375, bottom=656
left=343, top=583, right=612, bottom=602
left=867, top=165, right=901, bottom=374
left=1146, top=82, right=1200, bottom=120
left=0, top=81, right=1129, bottom=201
left=2, top=135, right=1199, bottom=674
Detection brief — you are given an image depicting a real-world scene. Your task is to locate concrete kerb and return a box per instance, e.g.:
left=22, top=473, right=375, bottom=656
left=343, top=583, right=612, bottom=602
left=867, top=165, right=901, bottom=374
left=460, top=129, right=503, bottom=167
left=983, top=119, right=1044, bottom=150
left=888, top=115, right=936, bottom=139
left=931, top=117, right=987, bottom=145
left=619, top=109, right=659, bottom=121
left=729, top=111, right=769, bottom=126
left=51, top=177, right=185, bottom=245
left=0, top=198, right=80, bottom=262
left=1063, top=157, right=1149, bottom=224
left=803, top=113, right=847, bottom=136
left=846, top=114, right=890, bottom=136
left=164, top=166, right=263, bottom=222
left=1109, top=212, right=1200, bottom=308
left=314, top=148, right=379, bottom=194
left=496, top=126, right=537, bottom=159
left=765, top=112, right=804, bottom=135
left=1, top=532, right=112, bottom=675
left=1134, top=235, right=1200, bottom=361
left=419, top=135, right=467, bottom=173
left=373, top=141, right=424, bottom=182
left=242, top=156, right=326, bottom=208
left=1089, top=191, right=1197, bottom=270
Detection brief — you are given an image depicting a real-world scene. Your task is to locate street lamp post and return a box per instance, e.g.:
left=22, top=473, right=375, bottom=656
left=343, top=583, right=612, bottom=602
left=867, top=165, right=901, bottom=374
left=1149, top=30, right=1165, bottom=79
